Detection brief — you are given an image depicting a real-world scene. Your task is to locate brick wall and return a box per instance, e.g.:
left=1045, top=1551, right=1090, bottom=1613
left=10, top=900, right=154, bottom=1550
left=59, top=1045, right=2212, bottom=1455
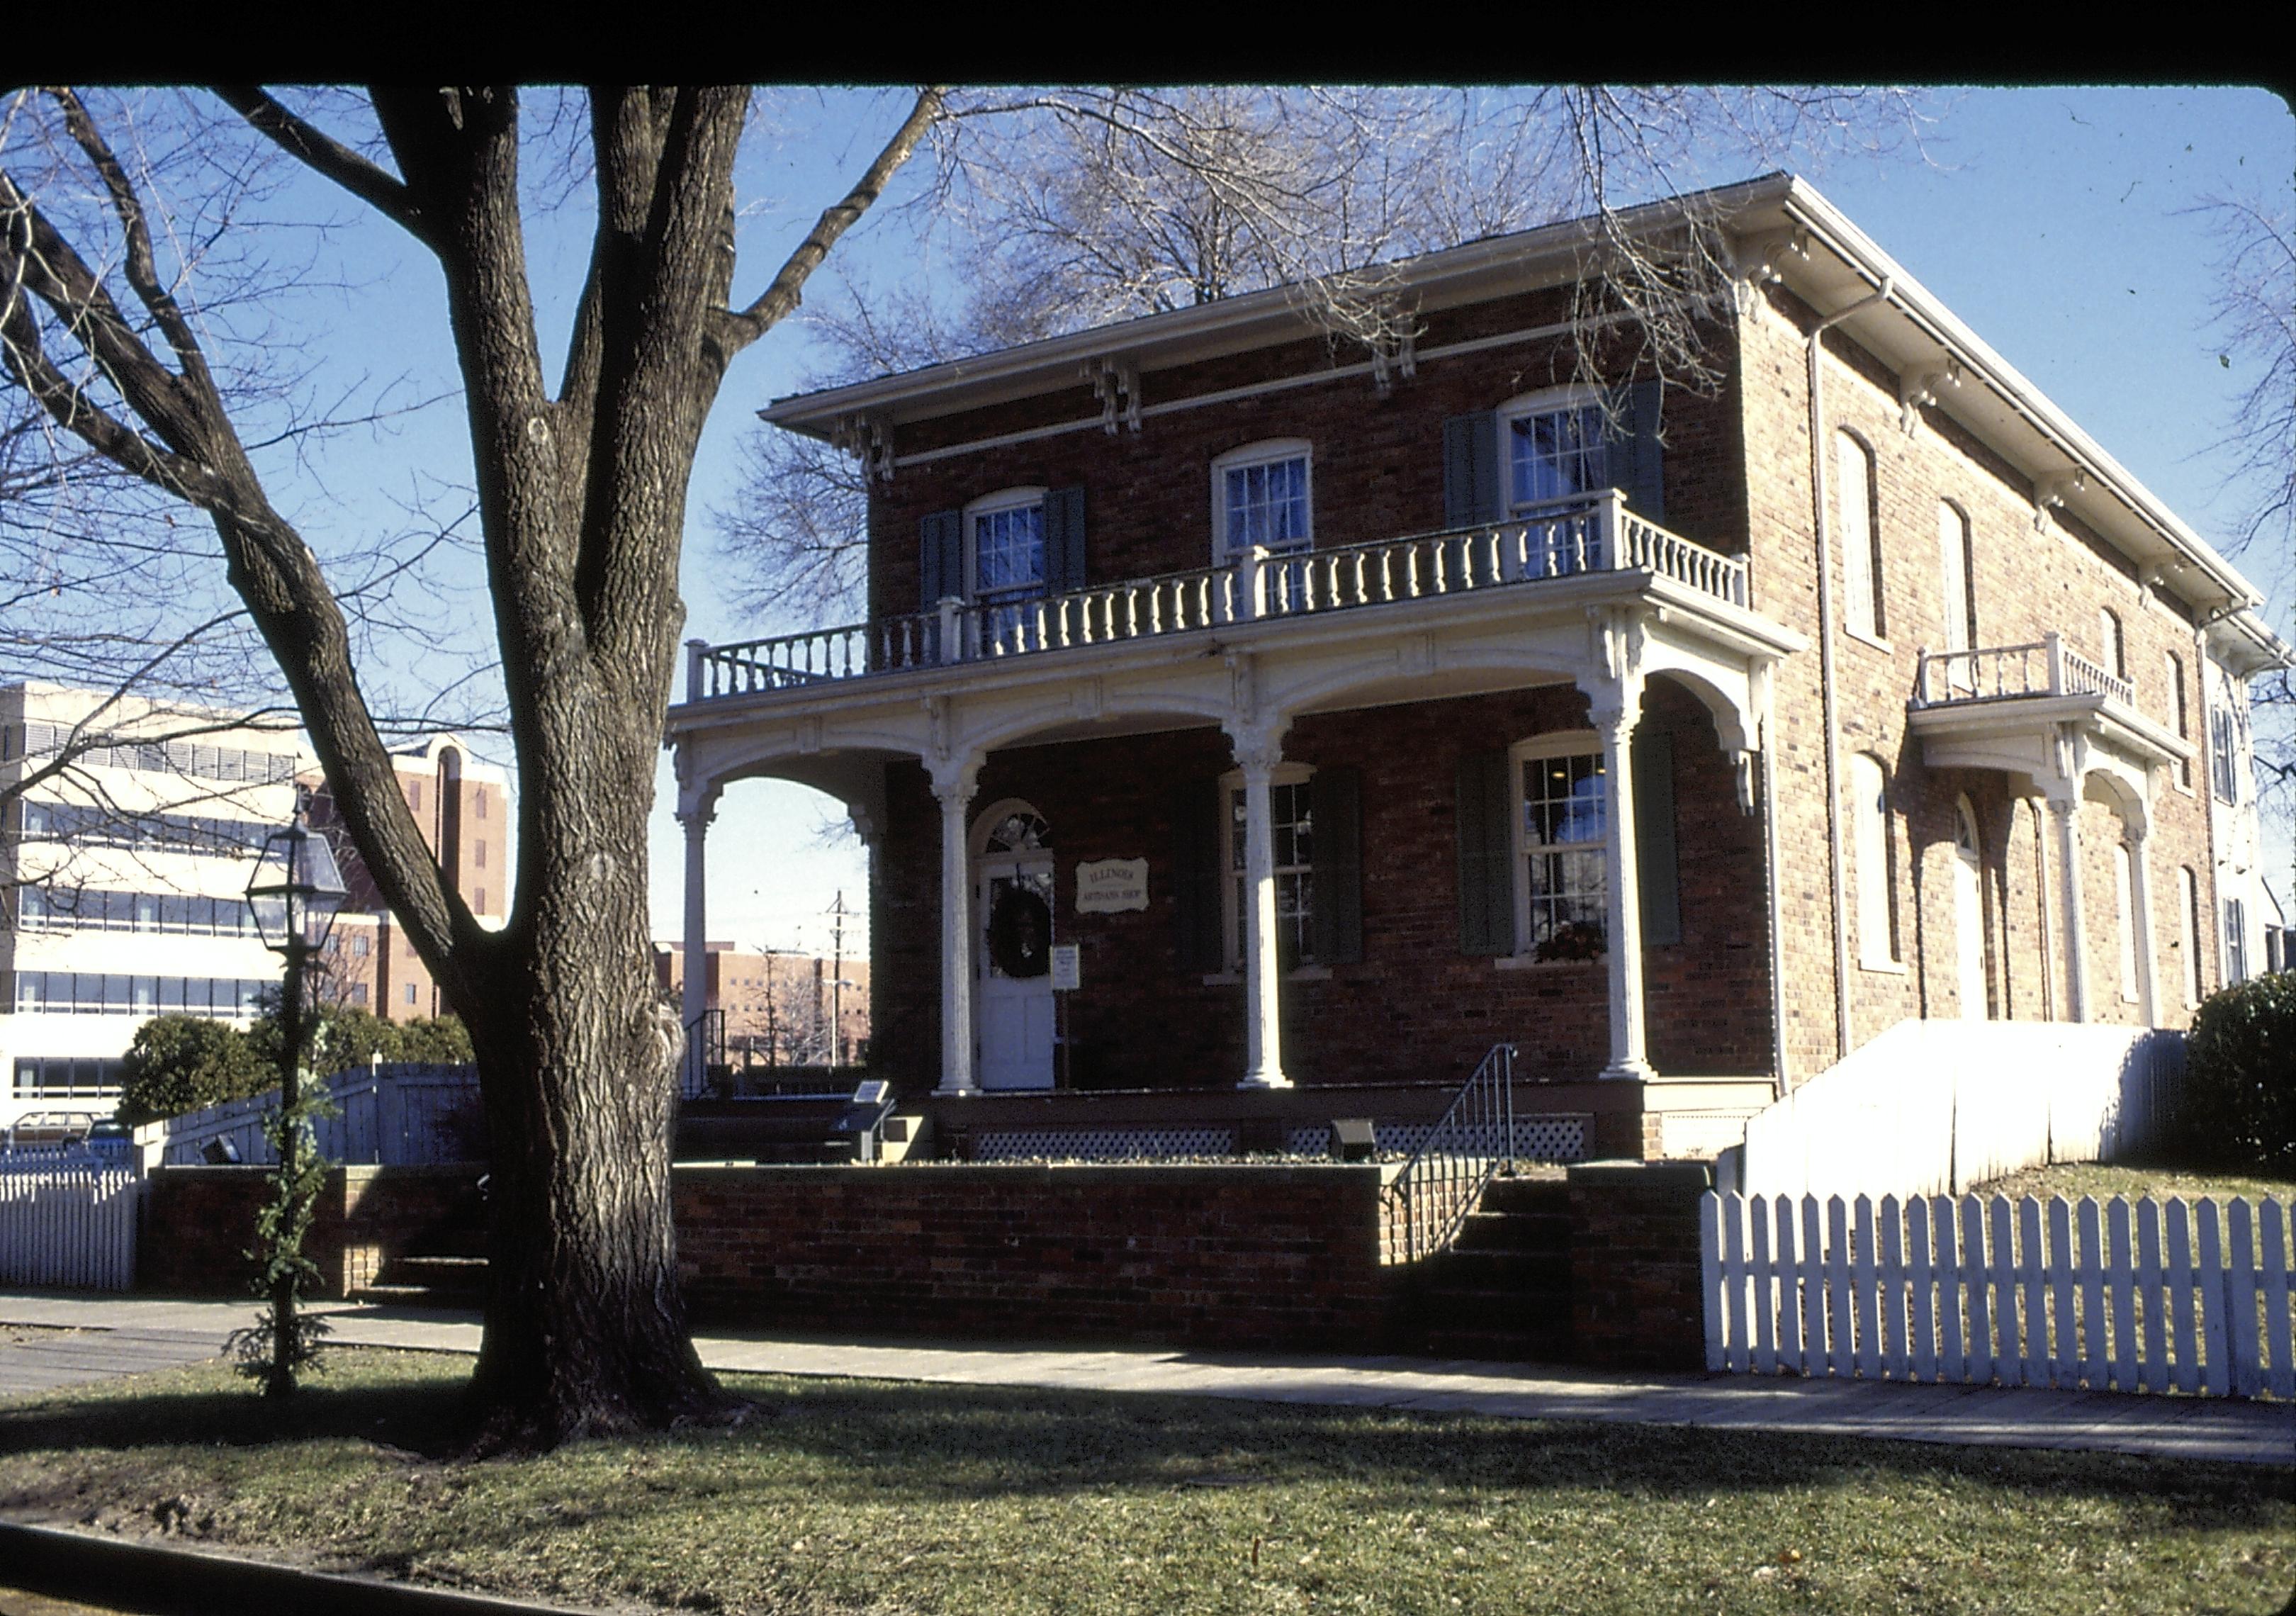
left=1566, top=1160, right=1711, bottom=1371
left=675, top=1163, right=1396, bottom=1350
left=868, top=291, right=1750, bottom=621
left=1735, top=287, right=2217, bottom=1077
left=873, top=675, right=1772, bottom=1098
left=137, top=1164, right=488, bottom=1300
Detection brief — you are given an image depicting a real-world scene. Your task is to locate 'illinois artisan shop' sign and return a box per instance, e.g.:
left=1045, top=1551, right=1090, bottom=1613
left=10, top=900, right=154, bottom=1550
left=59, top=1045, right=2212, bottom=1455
left=1074, top=858, right=1148, bottom=914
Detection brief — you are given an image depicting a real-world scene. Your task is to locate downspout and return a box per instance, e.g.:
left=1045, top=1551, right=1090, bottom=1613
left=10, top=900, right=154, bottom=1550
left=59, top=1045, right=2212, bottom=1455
left=1807, top=276, right=1893, bottom=1063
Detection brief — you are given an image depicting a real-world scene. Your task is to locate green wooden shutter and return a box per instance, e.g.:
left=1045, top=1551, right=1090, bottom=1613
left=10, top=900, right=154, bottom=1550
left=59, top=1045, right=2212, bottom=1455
left=918, top=510, right=962, bottom=610
left=1604, top=379, right=1667, bottom=522
left=1456, top=750, right=1515, bottom=955
left=1633, top=727, right=1682, bottom=946
left=1171, top=779, right=1225, bottom=974
left=1311, top=765, right=1363, bottom=965
left=1043, top=486, right=1086, bottom=595
left=1444, top=413, right=1502, bottom=527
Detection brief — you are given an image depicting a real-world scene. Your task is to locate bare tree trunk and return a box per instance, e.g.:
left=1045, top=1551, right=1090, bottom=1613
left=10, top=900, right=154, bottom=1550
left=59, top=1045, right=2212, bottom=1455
left=1, top=84, right=942, bottom=1448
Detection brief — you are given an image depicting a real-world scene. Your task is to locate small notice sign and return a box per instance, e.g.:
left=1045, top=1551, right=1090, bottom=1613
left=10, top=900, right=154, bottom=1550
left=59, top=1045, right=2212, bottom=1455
left=1075, top=858, right=1149, bottom=914
left=1050, top=944, right=1081, bottom=991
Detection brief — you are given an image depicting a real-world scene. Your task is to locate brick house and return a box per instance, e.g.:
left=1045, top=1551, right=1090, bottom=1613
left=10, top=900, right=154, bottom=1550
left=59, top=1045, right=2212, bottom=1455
left=665, top=174, right=2287, bottom=1161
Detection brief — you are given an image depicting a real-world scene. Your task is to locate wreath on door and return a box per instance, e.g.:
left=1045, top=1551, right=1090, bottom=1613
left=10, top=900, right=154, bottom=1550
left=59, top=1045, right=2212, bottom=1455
left=986, top=885, right=1052, bottom=977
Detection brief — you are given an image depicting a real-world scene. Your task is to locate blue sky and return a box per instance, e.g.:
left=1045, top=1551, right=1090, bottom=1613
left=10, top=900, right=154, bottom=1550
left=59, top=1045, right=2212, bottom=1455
left=72, top=85, right=2295, bottom=955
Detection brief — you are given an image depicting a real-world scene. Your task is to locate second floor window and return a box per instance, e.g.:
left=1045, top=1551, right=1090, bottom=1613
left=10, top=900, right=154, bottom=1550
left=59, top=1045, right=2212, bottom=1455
left=2210, top=705, right=2243, bottom=804
left=1506, top=398, right=1609, bottom=512
left=967, top=489, right=1047, bottom=608
left=1838, top=431, right=1886, bottom=641
left=1213, top=442, right=1312, bottom=561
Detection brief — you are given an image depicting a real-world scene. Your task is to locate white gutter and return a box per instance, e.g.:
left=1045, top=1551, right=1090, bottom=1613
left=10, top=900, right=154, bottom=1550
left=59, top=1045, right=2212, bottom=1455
left=1807, top=275, right=1894, bottom=1065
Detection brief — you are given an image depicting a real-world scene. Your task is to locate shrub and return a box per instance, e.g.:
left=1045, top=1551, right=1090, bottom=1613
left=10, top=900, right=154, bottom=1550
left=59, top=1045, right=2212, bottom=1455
left=2180, top=970, right=2296, bottom=1173
left=247, top=1004, right=475, bottom=1075
left=118, top=1016, right=268, bottom=1124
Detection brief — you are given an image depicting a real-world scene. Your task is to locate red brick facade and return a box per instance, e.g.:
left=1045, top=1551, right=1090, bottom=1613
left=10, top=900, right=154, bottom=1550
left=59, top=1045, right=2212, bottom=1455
left=675, top=179, right=2279, bottom=1148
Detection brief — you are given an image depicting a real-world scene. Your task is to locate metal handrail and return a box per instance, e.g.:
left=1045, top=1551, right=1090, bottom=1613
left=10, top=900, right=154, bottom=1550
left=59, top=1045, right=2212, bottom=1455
left=1379, top=1042, right=1517, bottom=1265
left=682, top=1009, right=726, bottom=1100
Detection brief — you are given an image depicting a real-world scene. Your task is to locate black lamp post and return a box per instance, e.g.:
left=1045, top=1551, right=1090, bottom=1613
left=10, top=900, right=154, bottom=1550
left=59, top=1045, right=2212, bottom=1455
left=244, top=798, right=347, bottom=1397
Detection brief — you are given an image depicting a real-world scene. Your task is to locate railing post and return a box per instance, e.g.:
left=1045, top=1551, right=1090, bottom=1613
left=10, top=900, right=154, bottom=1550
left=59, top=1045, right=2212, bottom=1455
left=1913, top=646, right=1932, bottom=709
left=685, top=637, right=707, bottom=702
left=1602, top=490, right=1628, bottom=571
left=2045, top=630, right=2066, bottom=697
left=1240, top=545, right=1268, bottom=622
left=938, top=595, right=964, bottom=666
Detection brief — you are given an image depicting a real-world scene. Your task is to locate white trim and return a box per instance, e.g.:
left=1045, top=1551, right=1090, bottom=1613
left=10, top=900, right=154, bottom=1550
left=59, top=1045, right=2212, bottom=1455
left=1506, top=729, right=1606, bottom=963
left=1210, top=439, right=1315, bottom=566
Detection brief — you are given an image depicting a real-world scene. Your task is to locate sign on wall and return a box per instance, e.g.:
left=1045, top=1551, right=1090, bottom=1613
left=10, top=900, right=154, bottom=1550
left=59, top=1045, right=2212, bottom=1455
left=1075, top=858, right=1149, bottom=914
left=1049, top=944, right=1081, bottom=991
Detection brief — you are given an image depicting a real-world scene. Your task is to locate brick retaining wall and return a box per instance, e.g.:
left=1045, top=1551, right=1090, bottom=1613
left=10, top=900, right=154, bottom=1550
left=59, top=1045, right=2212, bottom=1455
left=136, top=1160, right=1713, bottom=1369
left=1566, top=1160, right=1713, bottom=1371
left=675, top=1163, right=1398, bottom=1351
left=138, top=1165, right=488, bottom=1301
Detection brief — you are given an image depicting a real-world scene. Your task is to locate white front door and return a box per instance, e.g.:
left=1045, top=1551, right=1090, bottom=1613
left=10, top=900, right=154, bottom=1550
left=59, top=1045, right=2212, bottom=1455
left=1954, top=836, right=1988, bottom=1020
left=977, top=855, right=1056, bottom=1089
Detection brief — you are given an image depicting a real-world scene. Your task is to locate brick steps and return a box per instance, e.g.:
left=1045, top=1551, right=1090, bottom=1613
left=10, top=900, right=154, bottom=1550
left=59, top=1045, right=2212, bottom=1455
left=1400, top=1175, right=1572, bottom=1364
left=351, top=1252, right=488, bottom=1309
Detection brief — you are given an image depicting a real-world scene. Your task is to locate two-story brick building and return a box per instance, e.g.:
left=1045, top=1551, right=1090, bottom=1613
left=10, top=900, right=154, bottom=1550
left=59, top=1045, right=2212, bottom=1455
left=665, top=174, right=2287, bottom=1161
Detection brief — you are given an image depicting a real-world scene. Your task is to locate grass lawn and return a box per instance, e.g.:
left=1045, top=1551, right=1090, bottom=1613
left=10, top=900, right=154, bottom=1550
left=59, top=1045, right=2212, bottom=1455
left=0, top=1351, right=2289, bottom=1615
left=1971, top=1160, right=2296, bottom=1207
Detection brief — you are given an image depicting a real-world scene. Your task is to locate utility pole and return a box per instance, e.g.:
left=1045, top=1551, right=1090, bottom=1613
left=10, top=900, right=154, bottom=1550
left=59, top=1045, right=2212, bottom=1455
left=826, top=890, right=851, bottom=1069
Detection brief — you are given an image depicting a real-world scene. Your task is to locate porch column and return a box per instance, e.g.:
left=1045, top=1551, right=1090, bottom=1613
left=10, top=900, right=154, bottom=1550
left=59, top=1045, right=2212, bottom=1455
left=677, top=786, right=719, bottom=1087
left=2049, top=793, right=2090, bottom=1023
left=931, top=758, right=981, bottom=1095
left=1593, top=700, right=1654, bottom=1080
left=1232, top=730, right=1291, bottom=1089
left=2126, top=817, right=2161, bottom=1028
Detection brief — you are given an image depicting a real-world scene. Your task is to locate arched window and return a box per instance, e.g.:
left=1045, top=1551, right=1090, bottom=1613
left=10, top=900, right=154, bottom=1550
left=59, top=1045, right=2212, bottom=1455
left=2178, top=865, right=2202, bottom=1005
left=1938, top=502, right=1976, bottom=684
left=1838, top=430, right=1886, bottom=641
left=1850, top=752, right=1900, bottom=967
left=2098, top=607, right=2127, bottom=681
left=2112, top=841, right=2139, bottom=1003
left=2167, top=651, right=2192, bottom=788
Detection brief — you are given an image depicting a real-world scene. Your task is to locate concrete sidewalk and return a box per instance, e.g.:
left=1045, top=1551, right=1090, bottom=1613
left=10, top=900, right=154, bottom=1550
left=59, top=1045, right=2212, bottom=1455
left=3, top=1291, right=2289, bottom=1468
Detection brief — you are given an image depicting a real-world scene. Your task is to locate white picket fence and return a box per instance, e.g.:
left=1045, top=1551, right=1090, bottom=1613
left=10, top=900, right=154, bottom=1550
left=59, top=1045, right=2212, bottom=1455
left=0, top=1161, right=143, bottom=1289
left=1701, top=1190, right=2295, bottom=1399
left=136, top=1062, right=482, bottom=1169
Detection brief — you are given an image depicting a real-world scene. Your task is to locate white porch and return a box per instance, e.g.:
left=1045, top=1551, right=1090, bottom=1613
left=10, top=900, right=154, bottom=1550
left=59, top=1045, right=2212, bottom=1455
left=1909, top=634, right=2194, bottom=1026
left=668, top=495, right=1804, bottom=1098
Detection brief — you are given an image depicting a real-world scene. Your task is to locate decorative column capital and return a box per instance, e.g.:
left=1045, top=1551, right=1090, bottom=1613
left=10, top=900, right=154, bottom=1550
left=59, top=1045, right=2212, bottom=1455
left=928, top=753, right=982, bottom=808
left=675, top=783, right=720, bottom=829
left=1223, top=720, right=1290, bottom=781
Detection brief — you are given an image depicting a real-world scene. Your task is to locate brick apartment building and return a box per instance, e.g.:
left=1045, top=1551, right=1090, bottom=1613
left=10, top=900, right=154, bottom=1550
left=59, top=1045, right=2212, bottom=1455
left=663, top=175, right=2287, bottom=1157
left=307, top=735, right=510, bottom=1022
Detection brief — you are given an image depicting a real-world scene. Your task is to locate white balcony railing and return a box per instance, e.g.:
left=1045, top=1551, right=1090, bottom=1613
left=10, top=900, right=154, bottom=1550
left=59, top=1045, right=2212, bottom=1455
left=688, top=493, right=1750, bottom=704
left=1913, top=631, right=2137, bottom=710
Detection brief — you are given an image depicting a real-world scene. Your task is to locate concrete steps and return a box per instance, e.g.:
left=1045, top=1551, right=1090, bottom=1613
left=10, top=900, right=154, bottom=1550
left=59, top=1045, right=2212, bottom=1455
left=1404, top=1176, right=1573, bottom=1364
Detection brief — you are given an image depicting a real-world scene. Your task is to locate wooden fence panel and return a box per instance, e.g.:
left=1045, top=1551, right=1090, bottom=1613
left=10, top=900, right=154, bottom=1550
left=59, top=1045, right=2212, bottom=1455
left=1699, top=1190, right=2294, bottom=1401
